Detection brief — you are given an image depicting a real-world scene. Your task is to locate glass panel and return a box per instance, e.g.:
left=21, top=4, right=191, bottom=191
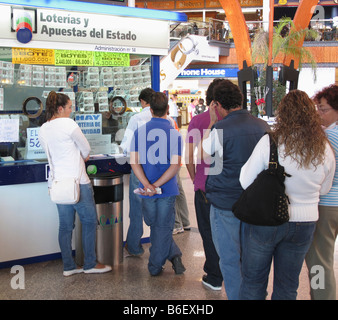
left=0, top=49, right=151, bottom=161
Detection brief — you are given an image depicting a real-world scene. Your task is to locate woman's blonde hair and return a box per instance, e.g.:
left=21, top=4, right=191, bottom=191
left=272, top=89, right=328, bottom=169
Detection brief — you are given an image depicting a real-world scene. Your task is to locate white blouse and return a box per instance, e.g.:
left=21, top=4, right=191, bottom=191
left=239, top=134, right=336, bottom=222
left=39, top=118, right=91, bottom=185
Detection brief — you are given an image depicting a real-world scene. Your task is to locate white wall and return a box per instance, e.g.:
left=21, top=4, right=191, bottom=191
left=298, top=67, right=336, bottom=98
left=0, top=182, right=60, bottom=262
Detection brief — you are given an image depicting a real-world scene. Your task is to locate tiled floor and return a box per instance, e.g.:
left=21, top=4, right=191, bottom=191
left=0, top=167, right=337, bottom=300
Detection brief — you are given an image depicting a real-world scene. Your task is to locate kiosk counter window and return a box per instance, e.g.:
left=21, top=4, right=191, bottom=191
left=0, top=1, right=187, bottom=163
left=0, top=52, right=152, bottom=161
left=0, top=0, right=187, bottom=268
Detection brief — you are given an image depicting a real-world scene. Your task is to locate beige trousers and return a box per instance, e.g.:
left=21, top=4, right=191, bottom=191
left=306, top=205, right=338, bottom=300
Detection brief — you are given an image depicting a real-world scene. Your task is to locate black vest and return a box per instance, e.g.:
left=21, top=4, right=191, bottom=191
left=205, top=109, right=270, bottom=210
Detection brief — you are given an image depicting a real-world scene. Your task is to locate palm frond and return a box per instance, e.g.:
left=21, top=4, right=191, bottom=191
left=251, top=18, right=318, bottom=74
left=249, top=18, right=318, bottom=114
left=251, top=28, right=268, bottom=64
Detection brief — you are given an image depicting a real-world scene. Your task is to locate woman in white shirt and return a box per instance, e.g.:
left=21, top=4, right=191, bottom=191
left=39, top=91, right=111, bottom=276
left=238, top=90, right=335, bottom=300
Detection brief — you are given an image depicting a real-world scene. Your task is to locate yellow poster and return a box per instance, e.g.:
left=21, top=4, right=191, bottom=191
left=55, top=50, right=93, bottom=66
left=12, top=48, right=55, bottom=65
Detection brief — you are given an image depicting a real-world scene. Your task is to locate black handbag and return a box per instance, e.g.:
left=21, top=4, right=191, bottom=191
left=232, top=133, right=291, bottom=226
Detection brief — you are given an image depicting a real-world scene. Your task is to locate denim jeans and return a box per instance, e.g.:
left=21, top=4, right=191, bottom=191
left=210, top=205, right=241, bottom=299
left=195, top=191, right=222, bottom=286
left=56, top=183, right=97, bottom=271
left=142, top=196, right=182, bottom=275
left=126, top=170, right=144, bottom=255
left=240, top=221, right=316, bottom=300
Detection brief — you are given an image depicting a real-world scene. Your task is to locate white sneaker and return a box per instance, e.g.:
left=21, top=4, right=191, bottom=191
left=63, top=268, right=83, bottom=277
left=84, top=265, right=112, bottom=274
left=202, top=275, right=222, bottom=291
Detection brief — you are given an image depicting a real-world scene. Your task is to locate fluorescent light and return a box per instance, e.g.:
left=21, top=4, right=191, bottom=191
left=0, top=0, right=187, bottom=22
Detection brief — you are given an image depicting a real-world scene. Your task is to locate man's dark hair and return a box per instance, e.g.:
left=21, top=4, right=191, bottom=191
left=139, top=88, right=155, bottom=104
left=206, top=78, right=226, bottom=106
left=213, top=80, right=243, bottom=110
left=150, top=92, right=168, bottom=117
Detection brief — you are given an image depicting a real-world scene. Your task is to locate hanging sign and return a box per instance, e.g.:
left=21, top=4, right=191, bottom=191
left=178, top=67, right=239, bottom=78
left=0, top=5, right=170, bottom=55
left=12, top=48, right=55, bottom=65
left=55, top=50, right=93, bottom=66
left=93, top=52, right=130, bottom=67
left=160, top=35, right=219, bottom=91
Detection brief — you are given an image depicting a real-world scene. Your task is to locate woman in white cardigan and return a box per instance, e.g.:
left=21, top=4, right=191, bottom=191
left=238, top=90, right=335, bottom=300
left=39, top=91, right=111, bottom=276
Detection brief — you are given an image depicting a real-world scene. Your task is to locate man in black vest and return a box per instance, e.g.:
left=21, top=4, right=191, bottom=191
left=202, top=80, right=269, bottom=300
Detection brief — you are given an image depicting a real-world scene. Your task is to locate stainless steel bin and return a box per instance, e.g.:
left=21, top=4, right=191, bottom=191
left=75, top=172, right=123, bottom=266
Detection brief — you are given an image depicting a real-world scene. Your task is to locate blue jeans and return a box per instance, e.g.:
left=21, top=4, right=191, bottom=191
left=56, top=183, right=97, bottom=271
left=126, top=170, right=144, bottom=255
left=142, top=196, right=182, bottom=275
left=240, top=221, right=316, bottom=300
left=210, top=205, right=241, bottom=299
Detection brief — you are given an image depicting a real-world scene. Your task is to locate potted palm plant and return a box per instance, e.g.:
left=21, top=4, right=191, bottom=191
left=250, top=17, right=318, bottom=117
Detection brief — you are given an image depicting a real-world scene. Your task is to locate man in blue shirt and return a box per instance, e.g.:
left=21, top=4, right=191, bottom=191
left=121, top=88, right=154, bottom=256
left=130, top=92, right=185, bottom=276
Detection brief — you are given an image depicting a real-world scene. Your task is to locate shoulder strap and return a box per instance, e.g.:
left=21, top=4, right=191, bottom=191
left=268, top=132, right=279, bottom=170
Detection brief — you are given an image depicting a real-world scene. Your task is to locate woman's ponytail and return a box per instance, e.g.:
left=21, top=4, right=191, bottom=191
left=45, top=91, right=70, bottom=121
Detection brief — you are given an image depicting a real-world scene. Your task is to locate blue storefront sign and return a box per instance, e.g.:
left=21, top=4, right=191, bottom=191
left=178, top=68, right=239, bottom=78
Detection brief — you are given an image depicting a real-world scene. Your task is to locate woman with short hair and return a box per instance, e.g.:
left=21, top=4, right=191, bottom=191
left=306, top=84, right=338, bottom=300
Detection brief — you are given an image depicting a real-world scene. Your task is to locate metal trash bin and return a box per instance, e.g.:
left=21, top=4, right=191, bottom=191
left=75, top=171, right=124, bottom=266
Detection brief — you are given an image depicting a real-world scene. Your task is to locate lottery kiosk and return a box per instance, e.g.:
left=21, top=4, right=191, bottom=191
left=0, top=0, right=186, bottom=268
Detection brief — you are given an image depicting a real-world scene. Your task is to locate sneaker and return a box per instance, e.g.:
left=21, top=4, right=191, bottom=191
left=202, top=274, right=222, bottom=291
left=173, top=227, right=184, bottom=235
left=84, top=264, right=112, bottom=274
left=63, top=267, right=83, bottom=277
left=171, top=256, right=186, bottom=274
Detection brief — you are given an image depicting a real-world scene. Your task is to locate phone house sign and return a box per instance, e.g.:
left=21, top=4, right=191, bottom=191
left=178, top=68, right=239, bottom=78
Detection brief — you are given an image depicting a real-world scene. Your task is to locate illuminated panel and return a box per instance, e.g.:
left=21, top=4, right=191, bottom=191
left=0, top=0, right=187, bottom=22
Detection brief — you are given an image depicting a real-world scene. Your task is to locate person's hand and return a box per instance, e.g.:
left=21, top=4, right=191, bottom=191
left=209, top=101, right=218, bottom=125
left=143, top=184, right=157, bottom=197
